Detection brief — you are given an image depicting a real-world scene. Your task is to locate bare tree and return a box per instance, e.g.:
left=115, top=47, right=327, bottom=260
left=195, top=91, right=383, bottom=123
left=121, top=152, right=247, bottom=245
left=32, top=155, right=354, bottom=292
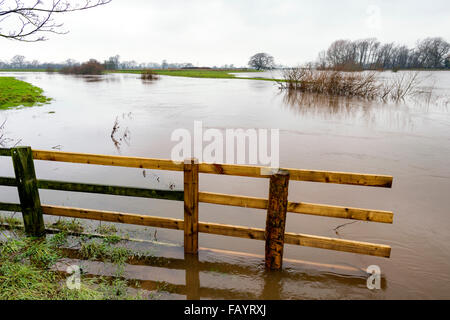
left=248, top=52, right=275, bottom=70
left=10, top=54, right=25, bottom=67
left=416, top=37, right=450, bottom=68
left=317, top=36, right=449, bottom=70
left=0, top=0, right=111, bottom=42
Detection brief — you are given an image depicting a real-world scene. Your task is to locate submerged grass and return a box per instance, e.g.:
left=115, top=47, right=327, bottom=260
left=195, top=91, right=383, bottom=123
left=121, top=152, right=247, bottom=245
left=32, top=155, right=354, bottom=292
left=80, top=241, right=131, bottom=264
left=0, top=222, right=147, bottom=300
left=0, top=77, right=51, bottom=109
left=51, top=218, right=84, bottom=233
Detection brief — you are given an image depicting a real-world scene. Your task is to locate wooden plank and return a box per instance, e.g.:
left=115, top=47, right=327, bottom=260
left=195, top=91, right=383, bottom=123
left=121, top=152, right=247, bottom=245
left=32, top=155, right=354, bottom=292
left=198, top=221, right=390, bottom=258
left=31, top=149, right=392, bottom=187
left=184, top=158, right=199, bottom=254
left=0, top=148, right=11, bottom=157
left=0, top=202, right=22, bottom=212
left=284, top=233, right=391, bottom=258
left=42, top=205, right=184, bottom=230
left=32, top=149, right=183, bottom=171
left=0, top=177, right=17, bottom=187
left=199, top=163, right=393, bottom=187
left=265, top=170, right=290, bottom=270
left=287, top=201, right=393, bottom=223
left=199, top=192, right=267, bottom=209
left=198, top=191, right=393, bottom=223
left=287, top=169, right=393, bottom=188
left=36, top=179, right=183, bottom=201
left=11, top=147, right=45, bottom=237
left=198, top=222, right=265, bottom=240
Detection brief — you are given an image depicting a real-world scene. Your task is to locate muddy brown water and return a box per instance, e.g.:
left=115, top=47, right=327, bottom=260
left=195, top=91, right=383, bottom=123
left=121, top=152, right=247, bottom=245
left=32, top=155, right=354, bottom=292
left=0, top=71, right=449, bottom=299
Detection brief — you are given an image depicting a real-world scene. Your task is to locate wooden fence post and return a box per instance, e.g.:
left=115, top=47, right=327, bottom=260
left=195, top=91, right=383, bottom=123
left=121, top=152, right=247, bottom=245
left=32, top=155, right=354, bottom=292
left=184, top=253, right=200, bottom=300
left=265, top=169, right=290, bottom=270
left=184, top=158, right=199, bottom=254
left=11, top=146, right=45, bottom=237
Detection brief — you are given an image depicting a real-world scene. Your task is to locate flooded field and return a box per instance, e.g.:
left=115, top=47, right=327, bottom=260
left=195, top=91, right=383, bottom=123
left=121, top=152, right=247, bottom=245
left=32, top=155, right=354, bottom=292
left=1, top=71, right=450, bottom=299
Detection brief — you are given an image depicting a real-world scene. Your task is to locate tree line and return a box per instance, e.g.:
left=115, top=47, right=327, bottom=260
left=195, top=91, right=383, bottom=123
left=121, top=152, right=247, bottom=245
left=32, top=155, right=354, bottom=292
left=0, top=55, right=199, bottom=71
left=0, top=55, right=246, bottom=71
left=315, top=37, right=450, bottom=71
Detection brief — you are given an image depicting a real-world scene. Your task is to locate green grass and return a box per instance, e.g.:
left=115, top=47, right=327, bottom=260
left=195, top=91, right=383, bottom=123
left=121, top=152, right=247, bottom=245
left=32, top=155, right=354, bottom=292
left=80, top=241, right=131, bottom=264
left=108, top=68, right=265, bottom=79
left=0, top=68, right=276, bottom=81
left=0, top=226, right=146, bottom=300
left=50, top=219, right=84, bottom=233
left=0, top=215, right=22, bottom=229
left=0, top=77, right=51, bottom=110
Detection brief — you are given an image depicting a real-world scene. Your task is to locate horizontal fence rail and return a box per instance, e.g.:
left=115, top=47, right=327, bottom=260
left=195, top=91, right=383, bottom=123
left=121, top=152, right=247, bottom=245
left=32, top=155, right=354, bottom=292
left=199, top=191, right=393, bottom=223
left=18, top=149, right=393, bottom=187
left=0, top=147, right=394, bottom=269
left=37, top=179, right=184, bottom=201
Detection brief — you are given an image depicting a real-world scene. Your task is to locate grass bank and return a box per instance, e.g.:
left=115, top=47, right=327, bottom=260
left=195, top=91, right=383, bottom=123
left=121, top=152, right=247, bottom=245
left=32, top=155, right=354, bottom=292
left=0, top=77, right=51, bottom=110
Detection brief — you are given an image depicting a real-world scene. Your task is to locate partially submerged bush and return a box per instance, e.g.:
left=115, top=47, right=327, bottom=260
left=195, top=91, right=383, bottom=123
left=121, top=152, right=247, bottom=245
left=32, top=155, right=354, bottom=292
left=60, top=59, right=104, bottom=75
left=278, top=67, right=427, bottom=102
left=140, top=69, right=159, bottom=80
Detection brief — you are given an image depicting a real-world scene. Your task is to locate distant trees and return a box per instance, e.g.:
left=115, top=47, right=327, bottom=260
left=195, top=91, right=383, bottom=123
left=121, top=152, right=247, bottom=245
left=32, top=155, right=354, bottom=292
left=60, top=59, right=104, bottom=75
left=316, top=37, right=450, bottom=70
left=104, top=55, right=120, bottom=70
left=0, top=55, right=200, bottom=71
left=0, top=0, right=111, bottom=42
left=10, top=55, right=25, bottom=68
left=248, top=53, right=275, bottom=70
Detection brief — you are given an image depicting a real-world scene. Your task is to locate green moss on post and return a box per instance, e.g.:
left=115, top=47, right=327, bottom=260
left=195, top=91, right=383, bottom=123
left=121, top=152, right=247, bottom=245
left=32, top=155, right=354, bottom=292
left=11, top=146, right=45, bottom=237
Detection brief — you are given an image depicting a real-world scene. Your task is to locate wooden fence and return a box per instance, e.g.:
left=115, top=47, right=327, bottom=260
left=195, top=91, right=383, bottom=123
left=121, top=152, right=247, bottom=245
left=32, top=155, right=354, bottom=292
left=0, top=146, right=394, bottom=270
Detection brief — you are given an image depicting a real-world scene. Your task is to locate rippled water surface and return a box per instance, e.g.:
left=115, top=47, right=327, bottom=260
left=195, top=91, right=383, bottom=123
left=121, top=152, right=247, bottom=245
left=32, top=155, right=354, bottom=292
left=1, top=71, right=449, bottom=299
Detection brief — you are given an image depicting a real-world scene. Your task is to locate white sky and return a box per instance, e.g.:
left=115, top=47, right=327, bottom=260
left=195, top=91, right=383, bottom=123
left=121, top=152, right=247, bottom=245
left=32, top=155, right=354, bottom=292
left=1, top=0, right=449, bottom=67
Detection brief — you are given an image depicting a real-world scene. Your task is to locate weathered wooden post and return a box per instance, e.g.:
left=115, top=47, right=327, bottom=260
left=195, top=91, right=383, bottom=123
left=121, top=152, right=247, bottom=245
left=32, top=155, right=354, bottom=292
left=184, top=158, right=199, bottom=254
left=11, top=146, right=45, bottom=237
left=184, top=253, right=200, bottom=300
left=265, top=169, right=290, bottom=270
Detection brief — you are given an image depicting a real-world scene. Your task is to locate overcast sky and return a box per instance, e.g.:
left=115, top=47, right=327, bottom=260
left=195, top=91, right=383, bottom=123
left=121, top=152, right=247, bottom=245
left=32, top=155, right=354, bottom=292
left=1, top=0, right=449, bottom=67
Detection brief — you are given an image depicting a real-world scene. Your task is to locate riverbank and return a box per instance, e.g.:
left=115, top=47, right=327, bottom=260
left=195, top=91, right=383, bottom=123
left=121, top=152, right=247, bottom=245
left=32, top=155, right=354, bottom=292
left=0, top=77, right=51, bottom=109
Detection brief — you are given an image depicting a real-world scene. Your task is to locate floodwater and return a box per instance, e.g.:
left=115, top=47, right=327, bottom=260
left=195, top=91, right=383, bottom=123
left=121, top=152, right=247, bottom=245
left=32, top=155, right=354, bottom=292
left=0, top=71, right=449, bottom=299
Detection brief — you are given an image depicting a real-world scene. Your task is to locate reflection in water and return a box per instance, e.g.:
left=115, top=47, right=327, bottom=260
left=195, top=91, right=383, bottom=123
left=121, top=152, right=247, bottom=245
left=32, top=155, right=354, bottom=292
left=141, top=79, right=159, bottom=85
left=282, top=89, right=360, bottom=115
left=71, top=74, right=122, bottom=83
left=110, top=113, right=133, bottom=153
left=58, top=241, right=379, bottom=300
left=281, top=89, right=420, bottom=130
